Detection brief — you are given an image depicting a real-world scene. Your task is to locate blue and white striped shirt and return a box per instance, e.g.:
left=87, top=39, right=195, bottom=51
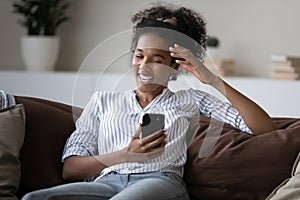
left=62, top=88, right=251, bottom=179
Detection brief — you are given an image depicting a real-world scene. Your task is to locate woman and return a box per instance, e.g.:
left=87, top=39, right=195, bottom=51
left=22, top=4, right=276, bottom=200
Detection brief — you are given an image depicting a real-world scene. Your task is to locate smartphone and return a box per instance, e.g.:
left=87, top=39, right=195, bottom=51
left=141, top=113, right=165, bottom=138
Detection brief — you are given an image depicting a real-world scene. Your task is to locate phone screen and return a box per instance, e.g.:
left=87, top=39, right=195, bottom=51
left=141, top=113, right=165, bottom=138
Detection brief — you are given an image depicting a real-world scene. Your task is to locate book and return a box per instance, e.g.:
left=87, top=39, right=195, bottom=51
left=271, top=53, right=300, bottom=66
left=270, top=71, right=299, bottom=80
left=269, top=53, right=300, bottom=80
left=271, top=60, right=300, bottom=67
left=269, top=65, right=300, bottom=73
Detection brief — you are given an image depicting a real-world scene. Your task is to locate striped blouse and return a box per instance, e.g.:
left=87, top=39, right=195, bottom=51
left=62, top=88, right=251, bottom=180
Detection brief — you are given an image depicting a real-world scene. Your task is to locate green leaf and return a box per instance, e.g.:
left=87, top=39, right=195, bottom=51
left=12, top=0, right=71, bottom=35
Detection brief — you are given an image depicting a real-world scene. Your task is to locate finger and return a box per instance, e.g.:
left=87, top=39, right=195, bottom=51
left=171, top=54, right=186, bottom=62
left=174, top=43, right=185, bottom=49
left=175, top=60, right=193, bottom=67
left=169, top=46, right=181, bottom=54
left=154, top=139, right=167, bottom=149
left=170, top=52, right=182, bottom=58
left=169, top=46, right=189, bottom=60
left=132, top=123, right=142, bottom=139
left=169, top=43, right=185, bottom=49
left=141, top=129, right=166, bottom=143
left=143, top=133, right=167, bottom=151
left=175, top=59, right=189, bottom=64
left=173, top=44, right=187, bottom=51
left=160, top=140, right=167, bottom=148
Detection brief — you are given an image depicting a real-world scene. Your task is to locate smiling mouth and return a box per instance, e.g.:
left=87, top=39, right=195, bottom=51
left=139, top=74, right=154, bottom=83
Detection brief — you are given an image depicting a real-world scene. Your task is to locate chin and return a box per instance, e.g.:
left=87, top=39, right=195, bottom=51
left=137, top=83, right=165, bottom=93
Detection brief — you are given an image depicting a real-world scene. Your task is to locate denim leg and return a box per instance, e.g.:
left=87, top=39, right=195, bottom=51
left=94, top=171, right=128, bottom=192
left=110, top=172, right=190, bottom=200
left=21, top=182, right=117, bottom=200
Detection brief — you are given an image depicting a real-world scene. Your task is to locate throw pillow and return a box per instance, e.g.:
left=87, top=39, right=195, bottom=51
left=14, top=96, right=81, bottom=198
left=0, top=104, right=26, bottom=200
left=266, top=152, right=300, bottom=200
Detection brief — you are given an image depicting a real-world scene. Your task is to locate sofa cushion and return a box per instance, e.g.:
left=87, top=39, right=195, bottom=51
left=266, top=152, right=300, bottom=200
left=0, top=104, right=25, bottom=200
left=15, top=96, right=82, bottom=198
left=184, top=116, right=300, bottom=200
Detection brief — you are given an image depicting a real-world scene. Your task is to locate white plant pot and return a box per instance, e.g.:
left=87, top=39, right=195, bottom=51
left=21, top=36, right=60, bottom=71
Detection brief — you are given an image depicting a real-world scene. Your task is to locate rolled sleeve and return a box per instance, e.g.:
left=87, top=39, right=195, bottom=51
left=211, top=101, right=252, bottom=134
left=192, top=89, right=252, bottom=134
left=234, top=113, right=252, bottom=133
left=62, top=92, right=101, bottom=162
left=62, top=136, right=98, bottom=162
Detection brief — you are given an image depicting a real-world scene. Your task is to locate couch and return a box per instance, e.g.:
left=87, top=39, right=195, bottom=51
left=1, top=96, right=300, bottom=200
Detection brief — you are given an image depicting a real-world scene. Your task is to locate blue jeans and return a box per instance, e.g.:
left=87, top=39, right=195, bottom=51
left=22, top=171, right=190, bottom=200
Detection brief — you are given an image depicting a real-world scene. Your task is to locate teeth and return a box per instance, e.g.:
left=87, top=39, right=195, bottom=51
left=139, top=74, right=153, bottom=81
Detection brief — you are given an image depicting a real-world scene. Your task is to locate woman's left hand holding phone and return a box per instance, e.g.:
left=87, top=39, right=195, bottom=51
left=96, top=124, right=166, bottom=167
left=124, top=124, right=167, bottom=161
left=126, top=124, right=166, bottom=152
left=63, top=125, right=166, bottom=180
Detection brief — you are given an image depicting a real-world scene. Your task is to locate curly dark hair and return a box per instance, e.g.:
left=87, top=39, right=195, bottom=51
left=131, top=3, right=207, bottom=60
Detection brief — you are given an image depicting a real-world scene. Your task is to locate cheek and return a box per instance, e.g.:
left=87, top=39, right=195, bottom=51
left=131, top=58, right=137, bottom=67
left=153, top=65, right=172, bottom=79
left=131, top=56, right=137, bottom=67
left=131, top=55, right=139, bottom=67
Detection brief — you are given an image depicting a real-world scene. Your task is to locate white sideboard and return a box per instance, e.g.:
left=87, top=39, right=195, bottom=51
left=1, top=70, right=299, bottom=118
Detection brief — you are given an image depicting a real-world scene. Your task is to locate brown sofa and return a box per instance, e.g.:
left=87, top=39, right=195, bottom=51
left=13, top=96, right=300, bottom=200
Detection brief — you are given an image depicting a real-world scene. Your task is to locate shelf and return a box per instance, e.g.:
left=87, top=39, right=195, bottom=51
left=1, top=70, right=299, bottom=117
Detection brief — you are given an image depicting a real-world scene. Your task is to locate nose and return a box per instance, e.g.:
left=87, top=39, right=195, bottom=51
left=138, top=58, right=152, bottom=70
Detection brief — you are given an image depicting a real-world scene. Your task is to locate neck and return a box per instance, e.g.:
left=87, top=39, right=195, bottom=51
left=135, top=87, right=165, bottom=108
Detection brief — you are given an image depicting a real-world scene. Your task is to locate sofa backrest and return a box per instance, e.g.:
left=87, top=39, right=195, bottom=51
left=184, top=116, right=300, bottom=200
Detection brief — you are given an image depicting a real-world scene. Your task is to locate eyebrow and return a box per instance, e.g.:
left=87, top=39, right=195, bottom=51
left=136, top=49, right=167, bottom=60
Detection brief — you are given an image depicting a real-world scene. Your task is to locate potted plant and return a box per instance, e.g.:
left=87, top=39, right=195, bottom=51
left=13, top=0, right=71, bottom=70
left=206, top=35, right=220, bottom=58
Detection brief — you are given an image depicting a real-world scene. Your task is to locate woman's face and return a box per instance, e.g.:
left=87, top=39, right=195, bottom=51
left=132, top=33, right=177, bottom=93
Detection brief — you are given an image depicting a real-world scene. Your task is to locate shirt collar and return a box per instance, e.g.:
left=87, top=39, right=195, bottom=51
left=129, top=87, right=173, bottom=111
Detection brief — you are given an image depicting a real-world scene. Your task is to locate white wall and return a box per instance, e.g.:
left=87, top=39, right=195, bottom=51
left=1, top=0, right=300, bottom=77
left=1, top=71, right=300, bottom=118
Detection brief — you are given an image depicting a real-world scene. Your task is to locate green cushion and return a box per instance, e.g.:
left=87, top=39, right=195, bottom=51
left=0, top=104, right=25, bottom=200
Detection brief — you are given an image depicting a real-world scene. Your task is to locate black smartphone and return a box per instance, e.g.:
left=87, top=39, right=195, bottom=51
left=141, top=113, right=165, bottom=138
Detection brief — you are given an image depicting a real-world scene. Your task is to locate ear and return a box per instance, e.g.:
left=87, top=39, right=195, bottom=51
left=171, top=62, right=180, bottom=71
left=169, top=63, right=180, bottom=81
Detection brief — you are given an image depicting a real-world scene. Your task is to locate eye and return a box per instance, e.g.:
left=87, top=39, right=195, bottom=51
left=153, top=60, right=162, bottom=64
left=135, top=54, right=143, bottom=59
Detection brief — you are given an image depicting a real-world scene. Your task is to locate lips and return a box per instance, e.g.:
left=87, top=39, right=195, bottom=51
left=139, top=74, right=154, bottom=83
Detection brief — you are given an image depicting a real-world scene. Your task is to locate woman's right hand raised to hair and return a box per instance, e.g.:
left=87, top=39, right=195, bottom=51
left=170, top=44, right=276, bottom=134
left=169, top=44, right=220, bottom=85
